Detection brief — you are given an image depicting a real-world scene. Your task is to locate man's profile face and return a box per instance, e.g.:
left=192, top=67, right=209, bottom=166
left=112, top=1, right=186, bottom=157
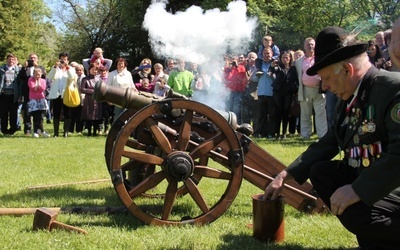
left=318, top=64, right=353, bottom=101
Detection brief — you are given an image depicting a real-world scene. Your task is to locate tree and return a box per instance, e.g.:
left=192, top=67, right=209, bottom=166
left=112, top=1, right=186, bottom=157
left=0, top=0, right=59, bottom=67
left=54, top=0, right=121, bottom=63
left=351, top=0, right=400, bottom=29
left=247, top=0, right=380, bottom=52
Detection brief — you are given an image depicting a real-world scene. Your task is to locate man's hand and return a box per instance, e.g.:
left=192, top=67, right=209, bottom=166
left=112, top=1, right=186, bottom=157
left=262, top=171, right=288, bottom=200
left=330, top=184, right=361, bottom=215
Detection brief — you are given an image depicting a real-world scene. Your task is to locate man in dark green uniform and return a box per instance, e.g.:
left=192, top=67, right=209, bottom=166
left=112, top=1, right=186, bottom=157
left=264, top=26, right=400, bottom=249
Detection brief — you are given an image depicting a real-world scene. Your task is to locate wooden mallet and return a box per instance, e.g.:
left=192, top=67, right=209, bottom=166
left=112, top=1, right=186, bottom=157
left=33, top=207, right=87, bottom=234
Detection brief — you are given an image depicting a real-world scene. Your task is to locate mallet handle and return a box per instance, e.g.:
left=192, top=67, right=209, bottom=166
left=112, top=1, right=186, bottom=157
left=51, top=221, right=88, bottom=234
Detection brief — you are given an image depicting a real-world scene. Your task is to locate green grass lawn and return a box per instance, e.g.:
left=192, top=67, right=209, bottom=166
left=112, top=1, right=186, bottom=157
left=0, top=123, right=357, bottom=249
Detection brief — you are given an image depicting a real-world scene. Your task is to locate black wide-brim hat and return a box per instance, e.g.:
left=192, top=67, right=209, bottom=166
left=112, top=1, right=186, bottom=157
left=306, top=26, right=368, bottom=76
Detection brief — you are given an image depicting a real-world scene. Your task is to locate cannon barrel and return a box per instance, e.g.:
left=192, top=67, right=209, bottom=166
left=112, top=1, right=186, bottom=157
left=93, top=81, right=162, bottom=111
left=93, top=81, right=250, bottom=135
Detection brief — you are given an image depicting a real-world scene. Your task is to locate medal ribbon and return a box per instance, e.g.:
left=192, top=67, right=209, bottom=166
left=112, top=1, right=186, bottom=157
left=366, top=105, right=375, bottom=120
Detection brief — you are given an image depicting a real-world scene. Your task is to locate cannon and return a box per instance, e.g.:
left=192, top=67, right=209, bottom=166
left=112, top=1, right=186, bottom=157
left=93, top=81, right=327, bottom=226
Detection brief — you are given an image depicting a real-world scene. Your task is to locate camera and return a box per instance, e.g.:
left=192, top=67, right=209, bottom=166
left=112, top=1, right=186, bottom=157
left=59, top=60, right=65, bottom=64
left=27, top=59, right=34, bottom=67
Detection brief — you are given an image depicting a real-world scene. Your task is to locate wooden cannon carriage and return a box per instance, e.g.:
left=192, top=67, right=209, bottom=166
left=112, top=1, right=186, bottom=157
left=93, top=81, right=327, bottom=226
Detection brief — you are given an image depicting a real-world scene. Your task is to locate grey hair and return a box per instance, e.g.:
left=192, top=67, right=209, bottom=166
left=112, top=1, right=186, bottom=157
left=332, top=52, right=370, bottom=75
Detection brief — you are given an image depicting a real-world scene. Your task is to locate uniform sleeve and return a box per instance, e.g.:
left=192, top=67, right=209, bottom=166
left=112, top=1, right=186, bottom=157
left=286, top=129, right=339, bottom=184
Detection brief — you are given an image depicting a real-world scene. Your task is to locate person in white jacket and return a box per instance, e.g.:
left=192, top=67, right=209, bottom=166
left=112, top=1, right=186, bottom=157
left=47, top=52, right=77, bottom=137
left=106, top=57, right=136, bottom=120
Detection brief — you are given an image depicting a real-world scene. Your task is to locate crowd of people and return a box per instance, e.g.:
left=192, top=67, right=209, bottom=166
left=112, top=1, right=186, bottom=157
left=0, top=28, right=397, bottom=141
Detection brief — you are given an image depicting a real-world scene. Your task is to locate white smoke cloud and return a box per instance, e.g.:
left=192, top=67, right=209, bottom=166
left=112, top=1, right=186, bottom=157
left=142, top=0, right=257, bottom=64
left=142, top=0, right=257, bottom=114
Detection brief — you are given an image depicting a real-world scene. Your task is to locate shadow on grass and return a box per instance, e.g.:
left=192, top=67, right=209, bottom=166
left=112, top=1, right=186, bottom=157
left=217, top=232, right=355, bottom=250
left=251, top=135, right=317, bottom=146
left=217, top=232, right=308, bottom=250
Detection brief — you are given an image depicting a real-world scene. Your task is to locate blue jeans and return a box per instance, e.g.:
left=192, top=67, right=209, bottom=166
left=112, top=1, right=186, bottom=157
left=227, top=91, right=243, bottom=124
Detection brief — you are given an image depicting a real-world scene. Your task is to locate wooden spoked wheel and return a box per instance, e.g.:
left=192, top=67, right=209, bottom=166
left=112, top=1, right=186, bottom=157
left=109, top=99, right=244, bottom=225
left=105, top=108, right=199, bottom=198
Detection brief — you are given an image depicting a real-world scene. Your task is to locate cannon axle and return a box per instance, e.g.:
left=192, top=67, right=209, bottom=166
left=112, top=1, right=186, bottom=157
left=164, top=151, right=194, bottom=182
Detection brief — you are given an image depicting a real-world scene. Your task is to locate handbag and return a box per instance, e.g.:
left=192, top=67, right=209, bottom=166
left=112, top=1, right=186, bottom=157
left=289, top=95, right=300, bottom=117
left=63, top=80, right=80, bottom=107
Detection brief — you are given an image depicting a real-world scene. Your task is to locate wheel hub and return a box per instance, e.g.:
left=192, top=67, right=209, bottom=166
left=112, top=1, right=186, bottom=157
left=164, top=152, right=194, bottom=181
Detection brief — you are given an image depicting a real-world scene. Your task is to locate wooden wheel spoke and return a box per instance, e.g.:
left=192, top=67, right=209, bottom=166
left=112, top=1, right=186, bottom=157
left=193, top=166, right=232, bottom=180
left=125, top=138, right=147, bottom=150
left=128, top=171, right=166, bottom=198
left=162, top=180, right=178, bottom=220
left=145, top=117, right=172, bottom=154
left=176, top=110, right=193, bottom=151
left=190, top=132, right=226, bottom=160
left=184, top=177, right=209, bottom=213
left=122, top=149, right=164, bottom=165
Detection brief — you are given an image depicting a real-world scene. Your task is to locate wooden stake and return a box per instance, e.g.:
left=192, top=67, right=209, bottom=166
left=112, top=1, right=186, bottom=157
left=0, top=206, right=126, bottom=216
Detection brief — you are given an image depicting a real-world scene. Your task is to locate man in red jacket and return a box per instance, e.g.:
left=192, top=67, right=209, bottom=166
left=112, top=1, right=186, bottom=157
left=224, top=55, right=247, bottom=124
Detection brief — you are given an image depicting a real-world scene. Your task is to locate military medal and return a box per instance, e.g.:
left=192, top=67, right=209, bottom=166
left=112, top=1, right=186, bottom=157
left=358, top=126, right=364, bottom=135
left=353, top=134, right=359, bottom=145
left=362, top=145, right=370, bottom=167
left=356, top=147, right=361, bottom=167
left=376, top=141, right=382, bottom=158
left=366, top=122, right=376, bottom=133
left=363, top=105, right=376, bottom=133
left=348, top=148, right=356, bottom=168
left=348, top=147, right=361, bottom=168
left=349, top=158, right=358, bottom=168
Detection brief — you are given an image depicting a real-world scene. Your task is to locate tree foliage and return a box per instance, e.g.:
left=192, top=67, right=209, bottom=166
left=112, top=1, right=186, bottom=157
left=0, top=0, right=59, bottom=67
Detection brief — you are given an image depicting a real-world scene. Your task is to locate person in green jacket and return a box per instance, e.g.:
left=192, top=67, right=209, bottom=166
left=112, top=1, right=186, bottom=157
left=167, top=58, right=194, bottom=97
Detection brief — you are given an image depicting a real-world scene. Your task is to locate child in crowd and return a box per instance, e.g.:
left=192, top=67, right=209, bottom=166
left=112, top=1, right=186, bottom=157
left=153, top=76, right=170, bottom=97
left=90, top=48, right=105, bottom=65
left=256, top=35, right=280, bottom=73
left=135, top=78, right=155, bottom=93
left=82, top=47, right=113, bottom=74
left=27, top=67, right=50, bottom=137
